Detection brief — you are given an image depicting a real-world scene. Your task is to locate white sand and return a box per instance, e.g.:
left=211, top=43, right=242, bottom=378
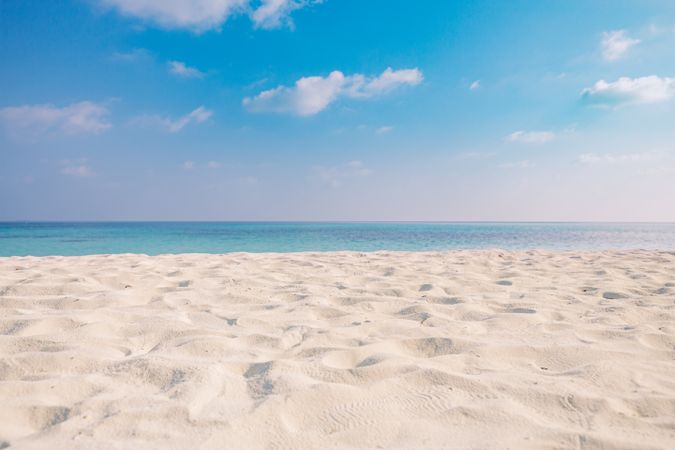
left=0, top=250, right=674, bottom=449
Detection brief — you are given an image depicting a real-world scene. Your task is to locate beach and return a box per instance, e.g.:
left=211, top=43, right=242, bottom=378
left=1, top=250, right=674, bottom=449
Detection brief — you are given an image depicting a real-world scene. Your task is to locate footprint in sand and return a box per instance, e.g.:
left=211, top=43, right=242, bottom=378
left=356, top=355, right=386, bottom=368
left=399, top=337, right=466, bottom=358
left=428, top=297, right=463, bottom=305
left=602, top=291, right=628, bottom=300
left=503, top=307, right=536, bottom=314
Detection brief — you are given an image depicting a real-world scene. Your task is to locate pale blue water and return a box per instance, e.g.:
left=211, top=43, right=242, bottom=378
left=1, top=222, right=675, bottom=256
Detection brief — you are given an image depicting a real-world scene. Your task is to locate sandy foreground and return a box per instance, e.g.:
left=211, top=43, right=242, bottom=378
left=0, top=251, right=674, bottom=449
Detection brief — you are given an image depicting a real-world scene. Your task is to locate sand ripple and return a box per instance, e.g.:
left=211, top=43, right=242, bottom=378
left=1, top=250, right=674, bottom=449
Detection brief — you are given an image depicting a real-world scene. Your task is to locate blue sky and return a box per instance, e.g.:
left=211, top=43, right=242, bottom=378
left=1, top=0, right=675, bottom=221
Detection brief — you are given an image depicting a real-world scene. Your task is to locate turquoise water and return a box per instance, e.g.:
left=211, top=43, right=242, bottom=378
left=1, top=222, right=675, bottom=256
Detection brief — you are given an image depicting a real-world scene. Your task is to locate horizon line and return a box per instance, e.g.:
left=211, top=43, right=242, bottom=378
left=2, top=220, right=675, bottom=225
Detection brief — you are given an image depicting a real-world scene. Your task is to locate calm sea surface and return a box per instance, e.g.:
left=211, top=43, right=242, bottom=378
left=1, top=222, right=675, bottom=256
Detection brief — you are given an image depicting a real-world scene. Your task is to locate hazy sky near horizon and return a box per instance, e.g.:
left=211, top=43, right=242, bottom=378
left=1, top=0, right=675, bottom=221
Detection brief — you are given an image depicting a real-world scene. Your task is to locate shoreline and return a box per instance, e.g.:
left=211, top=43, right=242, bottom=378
left=2, top=247, right=675, bottom=258
left=1, top=250, right=674, bottom=448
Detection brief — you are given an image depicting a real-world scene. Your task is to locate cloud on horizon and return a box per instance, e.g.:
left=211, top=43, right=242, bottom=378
left=131, top=106, right=213, bottom=132
left=311, top=160, right=372, bottom=188
left=0, top=101, right=111, bottom=139
left=498, top=160, right=535, bottom=169
left=578, top=150, right=669, bottom=164
left=506, top=130, right=555, bottom=144
left=243, top=67, right=423, bottom=116
left=60, top=159, right=95, bottom=177
left=582, top=76, right=675, bottom=106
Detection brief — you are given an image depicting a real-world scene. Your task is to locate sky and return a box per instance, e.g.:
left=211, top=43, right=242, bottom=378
left=1, top=0, right=675, bottom=221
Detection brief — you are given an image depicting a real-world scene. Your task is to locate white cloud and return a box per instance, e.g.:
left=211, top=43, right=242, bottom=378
left=311, top=160, right=372, bottom=188
left=132, top=106, right=213, bottom=132
left=169, top=61, right=205, bottom=78
left=498, top=160, right=534, bottom=169
left=61, top=159, right=95, bottom=177
left=99, top=0, right=246, bottom=31
left=601, top=30, right=640, bottom=61
left=470, top=80, right=480, bottom=90
left=375, top=126, right=393, bottom=135
left=99, top=0, right=317, bottom=32
left=251, top=0, right=318, bottom=29
left=352, top=67, right=424, bottom=96
left=0, top=101, right=111, bottom=139
left=207, top=161, right=222, bottom=168
left=582, top=76, right=675, bottom=106
left=506, top=130, right=555, bottom=144
left=244, top=71, right=344, bottom=116
left=183, top=160, right=195, bottom=170
left=243, top=67, right=423, bottom=116
left=578, top=150, right=669, bottom=164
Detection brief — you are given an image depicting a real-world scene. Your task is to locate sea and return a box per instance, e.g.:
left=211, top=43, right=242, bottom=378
left=1, top=222, right=675, bottom=256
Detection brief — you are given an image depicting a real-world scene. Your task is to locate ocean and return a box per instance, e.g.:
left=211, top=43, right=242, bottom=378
left=1, top=222, right=675, bottom=256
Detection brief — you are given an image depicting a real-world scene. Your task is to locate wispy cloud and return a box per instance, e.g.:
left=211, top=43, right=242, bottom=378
left=375, top=126, right=393, bottom=135
left=578, top=150, right=669, bottom=164
left=506, top=130, right=555, bottom=144
left=544, top=72, right=567, bottom=81
left=582, top=76, right=675, bottom=107
left=169, top=60, right=205, bottom=79
left=182, top=160, right=195, bottom=170
left=109, top=48, right=151, bottom=62
left=243, top=67, right=423, bottom=116
left=601, top=30, right=640, bottom=61
left=498, top=160, right=534, bottom=169
left=251, top=0, right=320, bottom=29
left=60, top=159, right=95, bottom=177
left=99, top=0, right=318, bottom=32
left=469, top=80, right=480, bottom=90
left=207, top=161, right=222, bottom=169
left=132, top=106, right=213, bottom=132
left=0, top=101, right=111, bottom=139
left=457, top=151, right=496, bottom=160
left=311, top=160, right=372, bottom=188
